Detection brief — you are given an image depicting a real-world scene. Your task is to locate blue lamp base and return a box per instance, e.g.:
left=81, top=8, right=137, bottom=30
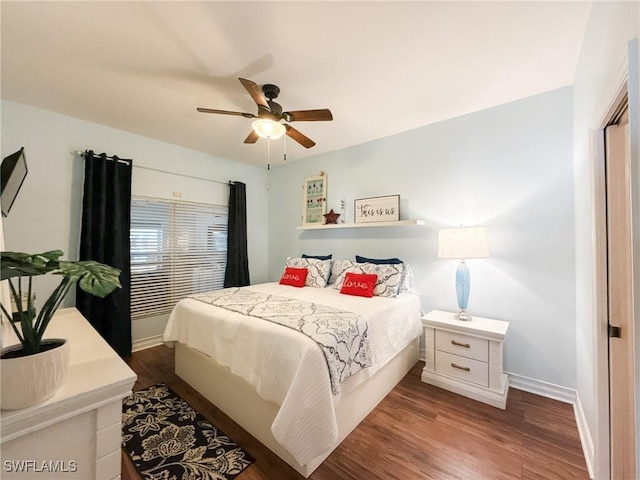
left=455, top=260, right=472, bottom=321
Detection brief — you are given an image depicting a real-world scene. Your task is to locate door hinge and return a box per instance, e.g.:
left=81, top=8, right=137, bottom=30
left=609, top=324, right=622, bottom=338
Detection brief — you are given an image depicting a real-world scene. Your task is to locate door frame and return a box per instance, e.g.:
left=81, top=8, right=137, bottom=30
left=592, top=39, right=640, bottom=479
left=605, top=103, right=634, bottom=480
left=592, top=76, right=626, bottom=480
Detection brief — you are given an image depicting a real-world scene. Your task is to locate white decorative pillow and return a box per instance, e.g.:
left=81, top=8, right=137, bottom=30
left=285, top=257, right=332, bottom=288
left=398, top=264, right=419, bottom=295
left=362, top=262, right=405, bottom=297
left=331, top=260, right=356, bottom=289
left=333, top=261, right=404, bottom=297
left=328, top=259, right=349, bottom=285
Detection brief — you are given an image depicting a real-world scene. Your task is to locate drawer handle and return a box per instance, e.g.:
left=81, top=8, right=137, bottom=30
left=451, top=363, right=470, bottom=372
left=451, top=340, right=471, bottom=349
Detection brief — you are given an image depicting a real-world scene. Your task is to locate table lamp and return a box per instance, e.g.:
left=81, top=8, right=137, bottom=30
left=438, top=226, right=489, bottom=321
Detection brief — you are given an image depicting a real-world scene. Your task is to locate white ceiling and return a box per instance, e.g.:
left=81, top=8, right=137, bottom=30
left=1, top=1, right=592, bottom=168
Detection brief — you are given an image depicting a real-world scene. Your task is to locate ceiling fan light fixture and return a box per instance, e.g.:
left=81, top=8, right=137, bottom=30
left=252, top=119, right=286, bottom=140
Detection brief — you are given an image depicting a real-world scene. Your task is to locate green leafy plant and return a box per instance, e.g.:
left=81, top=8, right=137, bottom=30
left=0, top=250, right=121, bottom=356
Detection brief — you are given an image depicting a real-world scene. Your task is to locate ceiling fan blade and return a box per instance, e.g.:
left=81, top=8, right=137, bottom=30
left=283, top=109, right=333, bottom=122
left=285, top=124, right=316, bottom=148
left=239, top=78, right=270, bottom=111
left=197, top=107, right=256, bottom=118
left=244, top=130, right=259, bottom=144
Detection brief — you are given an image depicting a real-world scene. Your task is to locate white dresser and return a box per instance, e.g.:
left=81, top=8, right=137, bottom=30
left=421, top=309, right=509, bottom=409
left=1, top=307, right=137, bottom=479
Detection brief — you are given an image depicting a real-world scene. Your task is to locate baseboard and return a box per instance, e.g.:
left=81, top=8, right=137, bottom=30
left=506, top=371, right=576, bottom=404
left=132, top=334, right=164, bottom=352
left=574, top=393, right=595, bottom=479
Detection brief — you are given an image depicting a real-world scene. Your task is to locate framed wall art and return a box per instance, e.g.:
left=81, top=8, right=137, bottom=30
left=302, top=173, right=327, bottom=225
left=354, top=194, right=400, bottom=223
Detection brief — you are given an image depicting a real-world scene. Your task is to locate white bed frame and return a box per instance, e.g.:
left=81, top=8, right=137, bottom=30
left=175, top=337, right=419, bottom=477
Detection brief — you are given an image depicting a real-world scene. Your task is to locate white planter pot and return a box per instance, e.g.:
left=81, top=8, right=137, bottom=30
left=1, top=338, right=70, bottom=410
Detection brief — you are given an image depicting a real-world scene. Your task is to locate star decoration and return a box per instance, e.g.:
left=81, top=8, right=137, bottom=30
left=323, top=209, right=341, bottom=225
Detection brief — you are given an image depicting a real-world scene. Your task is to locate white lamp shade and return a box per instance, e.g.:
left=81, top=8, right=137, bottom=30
left=438, top=226, right=490, bottom=259
left=252, top=119, right=286, bottom=139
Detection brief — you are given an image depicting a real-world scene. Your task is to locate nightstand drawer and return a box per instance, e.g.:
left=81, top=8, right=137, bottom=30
left=435, top=330, right=488, bottom=362
left=435, top=350, right=489, bottom=387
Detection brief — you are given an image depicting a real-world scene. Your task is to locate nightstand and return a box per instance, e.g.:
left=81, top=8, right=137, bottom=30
left=1, top=308, right=136, bottom=479
left=421, top=309, right=509, bottom=409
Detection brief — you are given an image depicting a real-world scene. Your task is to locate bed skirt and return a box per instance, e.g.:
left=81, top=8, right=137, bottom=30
left=174, top=336, right=419, bottom=477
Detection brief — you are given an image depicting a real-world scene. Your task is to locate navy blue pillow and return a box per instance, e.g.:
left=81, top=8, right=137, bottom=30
left=355, top=255, right=403, bottom=265
left=302, top=254, right=332, bottom=261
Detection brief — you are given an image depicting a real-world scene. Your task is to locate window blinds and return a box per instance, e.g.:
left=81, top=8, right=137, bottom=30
left=130, top=197, right=228, bottom=319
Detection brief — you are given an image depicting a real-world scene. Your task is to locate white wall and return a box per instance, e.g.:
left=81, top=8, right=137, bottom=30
left=1, top=100, right=269, bottom=343
left=267, top=87, right=576, bottom=389
left=572, top=1, right=639, bottom=477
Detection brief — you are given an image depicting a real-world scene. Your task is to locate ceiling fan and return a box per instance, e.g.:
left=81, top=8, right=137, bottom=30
left=197, top=78, right=333, bottom=148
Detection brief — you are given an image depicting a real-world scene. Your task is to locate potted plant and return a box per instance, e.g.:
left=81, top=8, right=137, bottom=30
left=0, top=250, right=121, bottom=410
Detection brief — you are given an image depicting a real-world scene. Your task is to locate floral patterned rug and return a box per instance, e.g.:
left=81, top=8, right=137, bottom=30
left=122, top=383, right=254, bottom=480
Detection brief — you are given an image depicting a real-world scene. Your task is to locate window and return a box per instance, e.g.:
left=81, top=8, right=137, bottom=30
left=130, top=197, right=228, bottom=319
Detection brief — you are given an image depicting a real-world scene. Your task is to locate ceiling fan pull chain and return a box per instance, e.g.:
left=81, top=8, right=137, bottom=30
left=284, top=132, right=287, bottom=162
left=267, top=137, right=271, bottom=171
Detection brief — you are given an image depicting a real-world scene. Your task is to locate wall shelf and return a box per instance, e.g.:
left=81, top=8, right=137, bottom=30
left=296, top=219, right=425, bottom=230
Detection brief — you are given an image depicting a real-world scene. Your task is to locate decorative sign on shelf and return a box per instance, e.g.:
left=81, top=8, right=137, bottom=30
left=354, top=194, right=400, bottom=223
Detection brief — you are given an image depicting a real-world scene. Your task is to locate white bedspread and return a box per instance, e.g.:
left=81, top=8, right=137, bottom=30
left=162, top=282, right=422, bottom=466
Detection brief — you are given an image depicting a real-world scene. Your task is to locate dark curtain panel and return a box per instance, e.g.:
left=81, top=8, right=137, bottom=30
left=76, top=150, right=132, bottom=357
left=224, top=181, right=250, bottom=287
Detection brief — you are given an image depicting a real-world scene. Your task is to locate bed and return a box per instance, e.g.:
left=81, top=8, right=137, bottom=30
left=162, top=259, right=422, bottom=477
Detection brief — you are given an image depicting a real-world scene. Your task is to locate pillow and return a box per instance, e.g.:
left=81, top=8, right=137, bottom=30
left=302, top=253, right=332, bottom=260
left=340, top=272, right=377, bottom=297
left=398, top=264, right=419, bottom=295
left=360, top=262, right=405, bottom=297
left=334, top=260, right=405, bottom=297
left=285, top=257, right=332, bottom=288
left=355, top=255, right=403, bottom=265
left=328, top=258, right=347, bottom=285
left=279, top=267, right=308, bottom=287
left=331, top=259, right=356, bottom=286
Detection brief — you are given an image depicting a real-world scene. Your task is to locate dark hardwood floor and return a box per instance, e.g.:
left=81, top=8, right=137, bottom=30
left=122, top=345, right=589, bottom=480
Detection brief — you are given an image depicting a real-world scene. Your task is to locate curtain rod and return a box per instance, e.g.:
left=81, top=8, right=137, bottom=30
left=76, top=151, right=231, bottom=185
left=80, top=149, right=132, bottom=165
left=134, top=165, right=231, bottom=186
